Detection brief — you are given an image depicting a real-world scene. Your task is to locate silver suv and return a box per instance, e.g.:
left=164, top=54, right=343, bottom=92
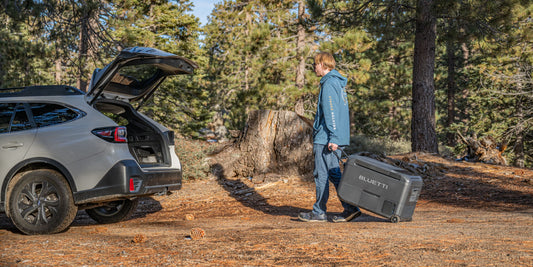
left=0, top=47, right=197, bottom=234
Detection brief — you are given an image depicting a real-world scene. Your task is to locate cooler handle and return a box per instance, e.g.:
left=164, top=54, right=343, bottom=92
left=333, top=147, right=350, bottom=163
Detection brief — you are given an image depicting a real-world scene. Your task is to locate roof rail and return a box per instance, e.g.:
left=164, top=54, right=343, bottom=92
left=0, top=85, right=85, bottom=97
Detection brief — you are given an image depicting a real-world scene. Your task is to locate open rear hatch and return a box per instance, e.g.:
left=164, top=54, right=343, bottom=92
left=87, top=47, right=197, bottom=167
left=87, top=47, right=198, bottom=109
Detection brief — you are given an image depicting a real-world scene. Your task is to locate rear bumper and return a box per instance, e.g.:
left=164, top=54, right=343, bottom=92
left=73, top=160, right=181, bottom=205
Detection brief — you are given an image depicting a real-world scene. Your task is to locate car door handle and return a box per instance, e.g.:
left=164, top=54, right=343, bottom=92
left=2, top=142, right=24, bottom=149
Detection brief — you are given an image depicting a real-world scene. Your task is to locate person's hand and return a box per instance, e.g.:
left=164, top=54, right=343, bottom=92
left=328, top=143, right=338, bottom=151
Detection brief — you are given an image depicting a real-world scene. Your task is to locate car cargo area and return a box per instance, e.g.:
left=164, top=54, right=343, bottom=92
left=92, top=101, right=170, bottom=167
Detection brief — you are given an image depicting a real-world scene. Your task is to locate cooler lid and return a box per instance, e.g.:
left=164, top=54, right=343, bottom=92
left=350, top=155, right=417, bottom=181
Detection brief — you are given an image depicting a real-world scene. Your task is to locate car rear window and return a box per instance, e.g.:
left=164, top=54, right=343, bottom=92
left=29, top=103, right=84, bottom=127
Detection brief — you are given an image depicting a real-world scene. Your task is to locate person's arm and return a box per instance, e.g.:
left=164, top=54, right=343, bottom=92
left=320, top=80, right=342, bottom=148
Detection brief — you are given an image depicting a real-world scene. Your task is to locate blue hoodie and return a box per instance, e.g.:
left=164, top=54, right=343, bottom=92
left=313, top=69, right=350, bottom=146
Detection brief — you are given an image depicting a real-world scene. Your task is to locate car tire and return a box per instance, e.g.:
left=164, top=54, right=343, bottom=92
left=86, top=199, right=139, bottom=224
left=7, top=169, right=77, bottom=235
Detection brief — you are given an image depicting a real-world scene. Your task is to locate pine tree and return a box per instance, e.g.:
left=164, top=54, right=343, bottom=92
left=107, top=0, right=205, bottom=133
left=467, top=2, right=532, bottom=167
left=410, top=0, right=438, bottom=153
left=0, top=2, right=56, bottom=87
left=203, top=0, right=320, bottom=129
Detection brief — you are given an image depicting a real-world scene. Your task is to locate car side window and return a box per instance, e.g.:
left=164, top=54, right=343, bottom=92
left=29, top=103, right=83, bottom=128
left=10, top=104, right=32, bottom=132
left=0, top=103, right=16, bottom=133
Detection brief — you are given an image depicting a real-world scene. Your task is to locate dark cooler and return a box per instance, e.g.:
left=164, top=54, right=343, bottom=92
left=338, top=155, right=423, bottom=223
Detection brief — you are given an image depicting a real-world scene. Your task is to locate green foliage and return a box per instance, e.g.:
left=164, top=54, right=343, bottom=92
left=202, top=0, right=320, bottom=129
left=307, top=1, right=416, bottom=140
left=109, top=0, right=200, bottom=55
left=0, top=13, right=56, bottom=87
left=346, top=135, right=411, bottom=156
left=174, top=136, right=217, bottom=180
left=438, top=2, right=532, bottom=166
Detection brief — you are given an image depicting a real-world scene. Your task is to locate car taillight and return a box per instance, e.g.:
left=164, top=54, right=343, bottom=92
left=92, top=126, right=127, bottom=143
left=129, top=178, right=142, bottom=192
left=129, top=178, right=135, bottom=192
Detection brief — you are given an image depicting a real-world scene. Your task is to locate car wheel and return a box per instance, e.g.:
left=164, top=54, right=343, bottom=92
left=7, top=169, right=77, bottom=235
left=86, top=199, right=139, bottom=224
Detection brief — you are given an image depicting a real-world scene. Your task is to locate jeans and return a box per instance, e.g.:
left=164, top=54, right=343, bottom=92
left=312, top=143, right=359, bottom=215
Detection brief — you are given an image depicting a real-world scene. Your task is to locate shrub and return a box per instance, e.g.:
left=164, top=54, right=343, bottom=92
left=346, top=135, right=411, bottom=156
left=174, top=137, right=217, bottom=181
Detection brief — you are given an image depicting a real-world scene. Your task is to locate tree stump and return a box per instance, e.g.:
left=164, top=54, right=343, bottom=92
left=211, top=110, right=314, bottom=181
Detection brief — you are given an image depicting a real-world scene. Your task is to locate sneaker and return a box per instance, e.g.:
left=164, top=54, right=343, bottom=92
left=298, top=211, right=327, bottom=222
left=332, top=210, right=361, bottom=223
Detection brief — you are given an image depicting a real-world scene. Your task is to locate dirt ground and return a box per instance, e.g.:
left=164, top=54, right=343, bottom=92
left=1, top=153, right=532, bottom=266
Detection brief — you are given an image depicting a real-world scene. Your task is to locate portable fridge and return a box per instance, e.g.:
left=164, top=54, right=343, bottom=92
left=338, top=155, right=423, bottom=223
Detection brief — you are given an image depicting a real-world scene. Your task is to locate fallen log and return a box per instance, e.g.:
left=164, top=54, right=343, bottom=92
left=457, top=131, right=507, bottom=165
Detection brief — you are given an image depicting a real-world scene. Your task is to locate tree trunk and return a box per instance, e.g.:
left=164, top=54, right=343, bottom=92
left=244, top=11, right=252, bottom=92
left=411, top=0, right=438, bottom=153
left=294, top=0, right=307, bottom=116
left=0, top=51, right=3, bottom=87
left=512, top=97, right=525, bottom=168
left=55, top=59, right=62, bottom=83
left=78, top=14, right=89, bottom=92
left=446, top=35, right=456, bottom=146
left=212, top=110, right=314, bottom=181
left=295, top=0, right=306, bottom=90
left=77, top=2, right=100, bottom=92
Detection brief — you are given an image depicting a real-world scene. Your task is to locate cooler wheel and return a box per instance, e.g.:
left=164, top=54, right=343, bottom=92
left=390, top=215, right=400, bottom=223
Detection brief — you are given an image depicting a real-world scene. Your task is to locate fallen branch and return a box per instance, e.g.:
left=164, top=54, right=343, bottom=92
left=456, top=132, right=507, bottom=165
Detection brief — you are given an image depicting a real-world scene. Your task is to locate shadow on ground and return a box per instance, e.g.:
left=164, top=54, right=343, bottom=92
left=71, top=197, right=163, bottom=227
left=414, top=162, right=533, bottom=212
left=0, top=196, right=164, bottom=234
left=211, top=163, right=393, bottom=223
left=212, top=163, right=307, bottom=218
left=212, top=152, right=533, bottom=218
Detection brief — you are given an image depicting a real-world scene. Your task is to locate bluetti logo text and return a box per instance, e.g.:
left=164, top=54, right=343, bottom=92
left=358, top=175, right=389, bottom=190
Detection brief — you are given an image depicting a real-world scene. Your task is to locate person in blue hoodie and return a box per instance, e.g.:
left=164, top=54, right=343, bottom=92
left=298, top=52, right=361, bottom=223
